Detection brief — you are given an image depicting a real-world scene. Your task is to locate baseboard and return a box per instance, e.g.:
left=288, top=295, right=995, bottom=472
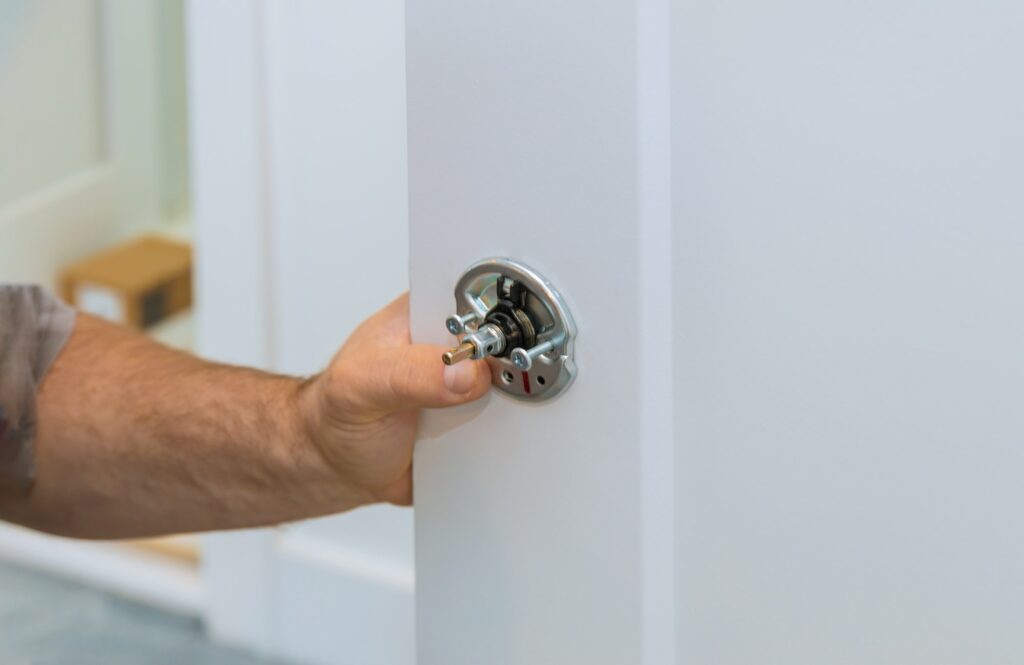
left=0, top=522, right=203, bottom=616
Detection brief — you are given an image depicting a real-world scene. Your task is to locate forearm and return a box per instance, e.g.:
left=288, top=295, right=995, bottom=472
left=1, top=314, right=368, bottom=539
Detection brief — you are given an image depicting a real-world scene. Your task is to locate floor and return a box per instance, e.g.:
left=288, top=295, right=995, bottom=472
left=0, top=560, right=287, bottom=665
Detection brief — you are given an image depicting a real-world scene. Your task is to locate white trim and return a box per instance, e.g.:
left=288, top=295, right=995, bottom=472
left=277, top=531, right=415, bottom=593
left=0, top=523, right=203, bottom=616
left=186, top=0, right=276, bottom=654
left=186, top=0, right=274, bottom=369
left=201, top=531, right=276, bottom=655
left=638, top=0, right=675, bottom=662
left=0, top=164, right=114, bottom=225
left=0, top=163, right=118, bottom=289
left=99, top=0, right=163, bottom=230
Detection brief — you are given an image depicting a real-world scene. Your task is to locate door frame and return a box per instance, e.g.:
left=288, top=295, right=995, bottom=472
left=186, top=3, right=414, bottom=664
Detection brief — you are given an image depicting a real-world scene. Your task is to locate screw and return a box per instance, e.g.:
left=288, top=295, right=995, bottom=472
left=445, top=312, right=477, bottom=335
left=510, top=340, right=556, bottom=371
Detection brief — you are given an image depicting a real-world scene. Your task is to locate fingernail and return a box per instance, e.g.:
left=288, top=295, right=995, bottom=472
left=444, top=361, right=477, bottom=394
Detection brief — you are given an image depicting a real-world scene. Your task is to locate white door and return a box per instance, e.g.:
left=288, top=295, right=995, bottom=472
left=187, top=3, right=414, bottom=665
left=406, top=1, right=671, bottom=662
left=0, top=0, right=166, bottom=287
left=193, top=1, right=1024, bottom=664
left=409, top=1, right=1024, bottom=665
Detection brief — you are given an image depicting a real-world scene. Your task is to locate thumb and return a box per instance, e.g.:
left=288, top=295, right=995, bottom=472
left=371, top=344, right=491, bottom=413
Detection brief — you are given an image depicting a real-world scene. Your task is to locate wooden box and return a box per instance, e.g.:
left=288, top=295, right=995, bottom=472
left=62, top=236, right=192, bottom=329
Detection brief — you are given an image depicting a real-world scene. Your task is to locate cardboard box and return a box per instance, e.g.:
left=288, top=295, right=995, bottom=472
left=62, top=235, right=192, bottom=329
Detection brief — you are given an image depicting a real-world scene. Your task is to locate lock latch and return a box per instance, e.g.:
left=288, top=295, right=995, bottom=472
left=442, top=258, right=576, bottom=401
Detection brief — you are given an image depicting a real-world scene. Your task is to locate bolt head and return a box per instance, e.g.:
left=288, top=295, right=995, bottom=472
left=511, top=348, right=531, bottom=371
left=445, top=316, right=463, bottom=334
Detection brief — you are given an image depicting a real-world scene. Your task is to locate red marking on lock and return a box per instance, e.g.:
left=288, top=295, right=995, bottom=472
left=522, top=371, right=531, bottom=394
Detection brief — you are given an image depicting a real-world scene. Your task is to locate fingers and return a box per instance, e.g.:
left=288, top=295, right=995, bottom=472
left=357, top=344, right=491, bottom=414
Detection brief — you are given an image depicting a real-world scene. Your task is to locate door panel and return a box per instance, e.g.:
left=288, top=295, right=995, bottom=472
left=0, top=0, right=104, bottom=206
left=673, top=1, right=1024, bottom=663
left=407, top=2, right=652, bottom=663
left=411, top=1, right=1024, bottom=664
left=0, top=0, right=163, bottom=289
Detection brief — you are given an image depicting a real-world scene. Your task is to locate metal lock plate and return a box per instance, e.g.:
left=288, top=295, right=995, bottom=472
left=443, top=258, right=576, bottom=401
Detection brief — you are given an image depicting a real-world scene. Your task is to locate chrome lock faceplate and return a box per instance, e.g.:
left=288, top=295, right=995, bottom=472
left=443, top=258, right=576, bottom=401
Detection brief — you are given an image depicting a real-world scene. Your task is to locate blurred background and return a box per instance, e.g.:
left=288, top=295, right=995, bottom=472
left=1, top=1, right=411, bottom=664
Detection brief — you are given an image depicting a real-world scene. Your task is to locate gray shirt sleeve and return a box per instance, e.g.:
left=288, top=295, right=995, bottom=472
left=0, top=285, right=76, bottom=492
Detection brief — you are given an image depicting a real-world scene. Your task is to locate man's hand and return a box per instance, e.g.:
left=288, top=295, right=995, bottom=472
left=300, top=294, right=490, bottom=506
left=0, top=293, right=490, bottom=539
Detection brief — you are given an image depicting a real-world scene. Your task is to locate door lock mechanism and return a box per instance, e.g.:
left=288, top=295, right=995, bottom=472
left=442, top=258, right=577, bottom=401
